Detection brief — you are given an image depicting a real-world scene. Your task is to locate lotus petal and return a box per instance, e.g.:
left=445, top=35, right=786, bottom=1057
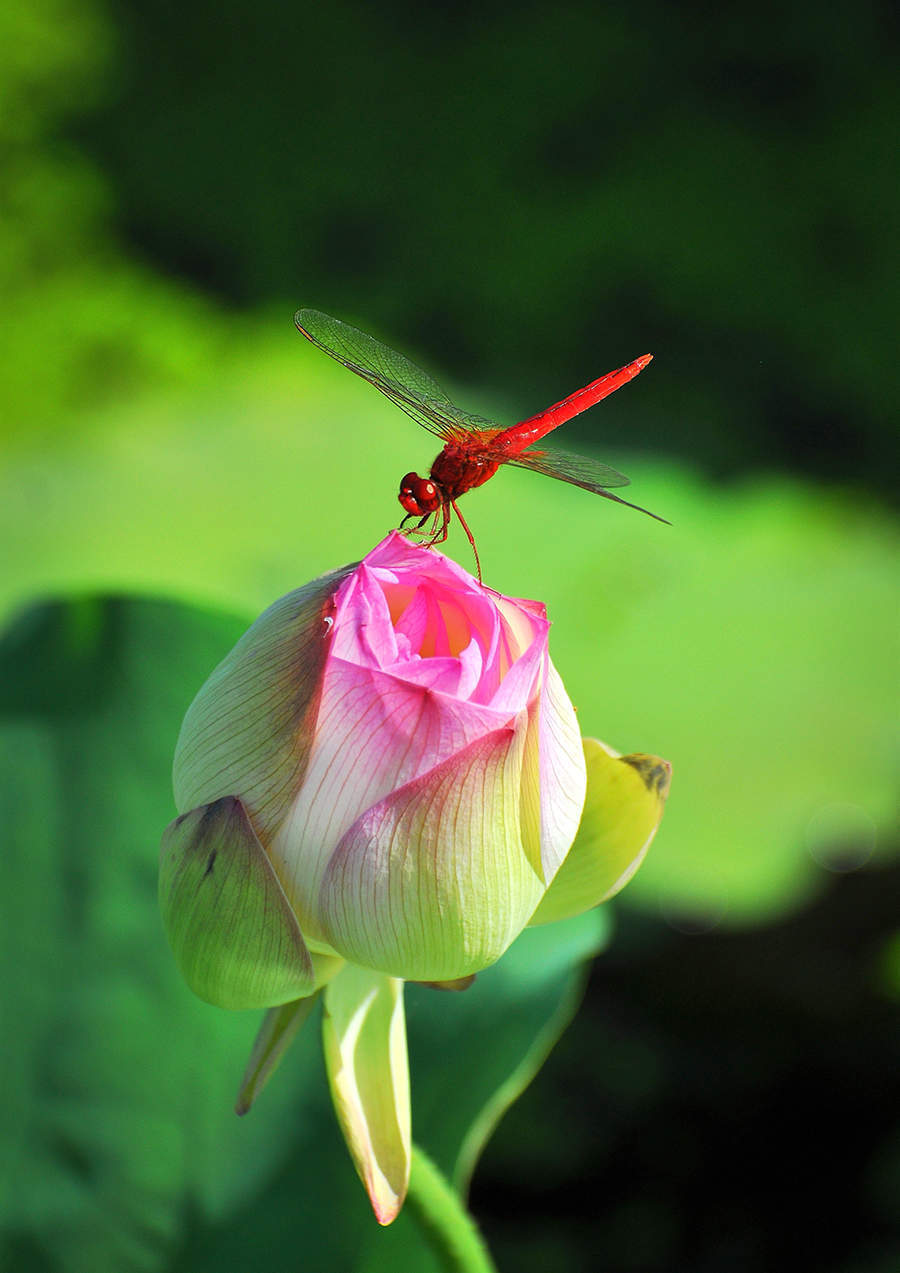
left=529, top=740, right=670, bottom=926
left=173, top=566, right=353, bottom=838
left=159, top=796, right=315, bottom=1008
left=322, top=966, right=410, bottom=1225
left=319, top=722, right=545, bottom=980
left=235, top=994, right=321, bottom=1115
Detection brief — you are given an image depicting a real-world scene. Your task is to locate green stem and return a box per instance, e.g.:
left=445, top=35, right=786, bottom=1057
left=406, top=1145, right=498, bottom=1273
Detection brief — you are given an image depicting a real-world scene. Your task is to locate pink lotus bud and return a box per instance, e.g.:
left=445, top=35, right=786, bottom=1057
left=168, top=531, right=586, bottom=985
left=160, top=530, right=669, bottom=1224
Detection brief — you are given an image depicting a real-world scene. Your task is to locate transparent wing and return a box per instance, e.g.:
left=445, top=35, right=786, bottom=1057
left=294, top=309, right=500, bottom=442
left=507, top=444, right=632, bottom=490
left=507, top=445, right=670, bottom=523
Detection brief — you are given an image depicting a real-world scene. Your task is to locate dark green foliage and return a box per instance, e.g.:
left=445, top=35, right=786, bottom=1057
left=1, top=3, right=896, bottom=1268
left=475, top=869, right=900, bottom=1272
left=71, top=0, right=898, bottom=490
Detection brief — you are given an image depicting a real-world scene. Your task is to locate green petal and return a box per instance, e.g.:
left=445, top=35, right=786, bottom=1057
left=235, top=994, right=321, bottom=1115
left=235, top=949, right=345, bottom=1114
left=322, top=966, right=411, bottom=1225
left=159, top=796, right=315, bottom=1009
left=528, top=739, right=671, bottom=926
left=413, top=975, right=477, bottom=991
left=172, top=566, right=353, bottom=837
left=518, top=658, right=588, bottom=886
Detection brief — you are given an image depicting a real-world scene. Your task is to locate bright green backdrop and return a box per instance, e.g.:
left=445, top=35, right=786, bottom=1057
left=1, top=0, right=897, bottom=1269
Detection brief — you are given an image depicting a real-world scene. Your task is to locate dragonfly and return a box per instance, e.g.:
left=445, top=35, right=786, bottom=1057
left=294, top=308, right=668, bottom=580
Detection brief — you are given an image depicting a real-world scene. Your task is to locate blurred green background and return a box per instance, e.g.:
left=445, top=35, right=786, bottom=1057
left=1, top=0, right=897, bottom=1270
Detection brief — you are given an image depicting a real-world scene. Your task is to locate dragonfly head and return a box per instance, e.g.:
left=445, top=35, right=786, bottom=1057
left=399, top=472, right=442, bottom=516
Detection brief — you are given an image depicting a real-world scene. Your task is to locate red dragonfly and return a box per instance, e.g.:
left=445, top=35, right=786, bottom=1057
left=295, top=308, right=667, bottom=579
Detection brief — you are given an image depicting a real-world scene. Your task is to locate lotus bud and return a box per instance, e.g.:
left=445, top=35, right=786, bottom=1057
left=159, top=531, right=669, bottom=1223
left=163, top=531, right=587, bottom=986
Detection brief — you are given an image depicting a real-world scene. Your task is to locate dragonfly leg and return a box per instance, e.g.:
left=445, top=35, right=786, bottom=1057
left=424, top=502, right=449, bottom=546
left=450, top=500, right=482, bottom=583
left=400, top=510, right=436, bottom=540
left=402, top=502, right=482, bottom=583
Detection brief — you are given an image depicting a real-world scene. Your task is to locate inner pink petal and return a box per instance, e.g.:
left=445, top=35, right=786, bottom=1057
left=446, top=587, right=496, bottom=660
left=434, top=591, right=475, bottom=657
left=472, top=604, right=504, bottom=702
left=392, top=587, right=429, bottom=654
left=419, top=585, right=450, bottom=658
left=333, top=535, right=550, bottom=715
left=384, top=577, right=489, bottom=663
left=381, top=581, right=417, bottom=626
left=387, top=654, right=464, bottom=695
left=455, top=636, right=485, bottom=701
left=488, top=628, right=545, bottom=713
left=497, top=618, right=515, bottom=682
left=332, top=569, right=399, bottom=667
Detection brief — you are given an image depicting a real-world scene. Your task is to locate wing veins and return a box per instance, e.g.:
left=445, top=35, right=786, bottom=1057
left=507, top=444, right=632, bottom=490
left=295, top=308, right=500, bottom=442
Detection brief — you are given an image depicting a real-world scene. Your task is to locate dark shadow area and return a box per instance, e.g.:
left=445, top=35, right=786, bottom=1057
left=475, top=862, right=900, bottom=1272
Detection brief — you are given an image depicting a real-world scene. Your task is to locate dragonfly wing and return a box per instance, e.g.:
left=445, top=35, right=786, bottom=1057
left=506, top=445, right=671, bottom=524
left=297, top=308, right=450, bottom=402
left=507, top=444, right=632, bottom=490
left=295, top=309, right=500, bottom=442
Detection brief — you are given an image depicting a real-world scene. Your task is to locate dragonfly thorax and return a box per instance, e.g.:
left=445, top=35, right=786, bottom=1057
left=398, top=472, right=442, bottom=516
left=430, top=447, right=501, bottom=501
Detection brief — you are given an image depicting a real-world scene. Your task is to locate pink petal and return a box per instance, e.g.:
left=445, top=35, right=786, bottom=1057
left=536, top=655, right=588, bottom=882
left=268, top=660, right=516, bottom=943
left=316, top=721, right=546, bottom=980
left=173, top=565, right=352, bottom=839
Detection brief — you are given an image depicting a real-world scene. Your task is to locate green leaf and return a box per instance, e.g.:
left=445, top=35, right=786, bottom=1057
left=0, top=597, right=346, bottom=1272
left=404, top=908, right=611, bottom=1194
left=159, top=796, right=315, bottom=1010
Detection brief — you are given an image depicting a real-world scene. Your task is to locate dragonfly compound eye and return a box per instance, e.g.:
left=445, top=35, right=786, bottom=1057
left=398, top=473, right=440, bottom=515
